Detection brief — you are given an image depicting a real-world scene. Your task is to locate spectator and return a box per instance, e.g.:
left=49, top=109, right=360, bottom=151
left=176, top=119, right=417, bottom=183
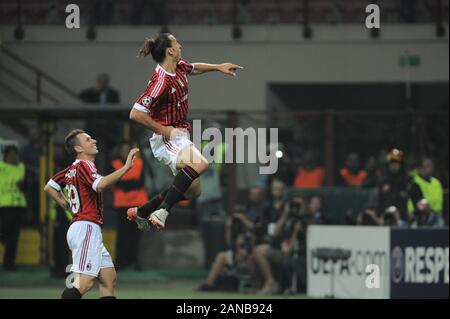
left=293, top=150, right=325, bottom=189
left=79, top=73, right=120, bottom=104
left=197, top=205, right=255, bottom=292
left=197, top=183, right=271, bottom=292
left=407, top=157, right=445, bottom=227
left=378, top=149, right=409, bottom=219
left=381, top=206, right=406, bottom=228
left=307, top=195, right=327, bottom=225
left=80, top=73, right=121, bottom=172
left=405, top=154, right=419, bottom=178
left=111, top=141, right=149, bottom=270
left=20, top=131, right=42, bottom=226
left=339, top=152, right=367, bottom=187
left=279, top=194, right=326, bottom=294
left=362, top=156, right=381, bottom=188
left=252, top=194, right=309, bottom=295
left=357, top=207, right=381, bottom=226
left=0, top=144, right=27, bottom=271
left=244, top=185, right=270, bottom=243
left=265, top=179, right=288, bottom=227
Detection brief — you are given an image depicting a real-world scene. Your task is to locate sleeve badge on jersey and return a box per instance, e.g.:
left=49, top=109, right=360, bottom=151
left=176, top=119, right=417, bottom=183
left=142, top=96, right=152, bottom=106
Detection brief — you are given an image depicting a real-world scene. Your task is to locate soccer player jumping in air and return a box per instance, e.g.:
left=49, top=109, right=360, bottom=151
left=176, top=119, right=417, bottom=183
left=127, top=33, right=242, bottom=230
left=44, top=129, right=139, bottom=299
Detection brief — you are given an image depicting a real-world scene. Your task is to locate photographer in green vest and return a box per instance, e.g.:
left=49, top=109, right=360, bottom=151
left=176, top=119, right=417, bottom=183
left=407, top=157, right=445, bottom=227
left=0, top=144, right=27, bottom=271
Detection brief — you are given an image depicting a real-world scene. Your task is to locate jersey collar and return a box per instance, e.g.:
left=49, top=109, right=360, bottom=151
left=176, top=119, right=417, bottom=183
left=156, top=64, right=176, bottom=77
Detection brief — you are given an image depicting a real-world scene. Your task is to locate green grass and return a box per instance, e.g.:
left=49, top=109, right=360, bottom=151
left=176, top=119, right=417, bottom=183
left=0, top=266, right=307, bottom=299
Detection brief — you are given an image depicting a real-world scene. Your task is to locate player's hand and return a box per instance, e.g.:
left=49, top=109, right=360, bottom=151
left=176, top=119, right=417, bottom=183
left=218, top=63, right=243, bottom=76
left=125, top=148, right=140, bottom=169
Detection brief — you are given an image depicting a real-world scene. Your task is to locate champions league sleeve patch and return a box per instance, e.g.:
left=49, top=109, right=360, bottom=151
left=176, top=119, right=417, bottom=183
left=142, top=96, right=152, bottom=107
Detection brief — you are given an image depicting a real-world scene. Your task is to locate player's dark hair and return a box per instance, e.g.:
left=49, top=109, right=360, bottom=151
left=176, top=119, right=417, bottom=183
left=64, top=129, right=85, bottom=157
left=138, top=33, right=172, bottom=63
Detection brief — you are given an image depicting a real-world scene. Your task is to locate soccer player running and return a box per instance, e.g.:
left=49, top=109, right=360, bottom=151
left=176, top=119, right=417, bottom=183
left=44, top=129, right=139, bottom=299
left=127, top=33, right=242, bottom=230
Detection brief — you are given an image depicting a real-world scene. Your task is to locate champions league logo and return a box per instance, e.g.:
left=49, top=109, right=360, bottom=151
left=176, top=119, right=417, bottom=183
left=142, top=96, right=152, bottom=107
left=391, top=246, right=404, bottom=283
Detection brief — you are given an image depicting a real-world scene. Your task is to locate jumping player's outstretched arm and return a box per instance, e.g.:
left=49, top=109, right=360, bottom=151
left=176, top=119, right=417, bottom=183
left=191, top=62, right=243, bottom=76
left=95, top=148, right=140, bottom=192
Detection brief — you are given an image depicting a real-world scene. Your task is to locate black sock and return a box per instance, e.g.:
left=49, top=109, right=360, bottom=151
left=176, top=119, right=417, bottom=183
left=137, top=189, right=169, bottom=218
left=160, top=166, right=199, bottom=211
left=99, top=296, right=116, bottom=299
left=61, top=287, right=82, bottom=299
left=137, top=188, right=188, bottom=218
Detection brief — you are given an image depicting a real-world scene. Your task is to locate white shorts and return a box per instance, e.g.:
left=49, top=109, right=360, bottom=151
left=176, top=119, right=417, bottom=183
left=149, top=133, right=194, bottom=176
left=67, top=221, right=114, bottom=277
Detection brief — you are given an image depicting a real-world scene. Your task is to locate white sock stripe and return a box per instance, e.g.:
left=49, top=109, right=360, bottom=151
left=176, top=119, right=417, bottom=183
left=181, top=169, right=194, bottom=181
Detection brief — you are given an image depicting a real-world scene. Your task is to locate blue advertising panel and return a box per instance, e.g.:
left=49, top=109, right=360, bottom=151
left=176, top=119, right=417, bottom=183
left=390, top=228, right=449, bottom=299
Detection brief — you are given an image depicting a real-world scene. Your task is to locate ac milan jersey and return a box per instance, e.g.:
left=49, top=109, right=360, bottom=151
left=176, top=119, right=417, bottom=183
left=133, top=60, right=194, bottom=131
left=47, top=159, right=104, bottom=226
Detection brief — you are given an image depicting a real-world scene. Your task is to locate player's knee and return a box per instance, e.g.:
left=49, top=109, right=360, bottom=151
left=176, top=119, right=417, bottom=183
left=78, top=278, right=95, bottom=294
left=102, top=273, right=117, bottom=291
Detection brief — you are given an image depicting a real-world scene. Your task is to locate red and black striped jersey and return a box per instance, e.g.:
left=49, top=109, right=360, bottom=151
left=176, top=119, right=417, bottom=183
left=47, top=159, right=104, bottom=226
left=133, top=60, right=194, bottom=132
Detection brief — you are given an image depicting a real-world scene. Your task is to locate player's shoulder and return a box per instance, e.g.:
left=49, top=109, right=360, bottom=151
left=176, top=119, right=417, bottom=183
left=148, top=66, right=170, bottom=84
left=56, top=164, right=72, bottom=175
left=178, top=60, right=191, bottom=66
left=75, top=159, right=97, bottom=172
left=177, top=60, right=192, bottom=70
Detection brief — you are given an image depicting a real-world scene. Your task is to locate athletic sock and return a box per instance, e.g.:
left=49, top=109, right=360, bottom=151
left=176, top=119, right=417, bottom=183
left=160, top=166, right=199, bottom=211
left=61, top=287, right=82, bottom=299
left=137, top=189, right=169, bottom=218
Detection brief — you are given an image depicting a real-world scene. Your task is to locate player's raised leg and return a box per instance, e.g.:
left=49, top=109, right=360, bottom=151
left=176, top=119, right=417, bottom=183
left=148, top=145, right=208, bottom=229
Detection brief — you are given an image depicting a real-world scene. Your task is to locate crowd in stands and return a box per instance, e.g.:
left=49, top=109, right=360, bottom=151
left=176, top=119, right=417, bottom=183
left=195, top=147, right=448, bottom=294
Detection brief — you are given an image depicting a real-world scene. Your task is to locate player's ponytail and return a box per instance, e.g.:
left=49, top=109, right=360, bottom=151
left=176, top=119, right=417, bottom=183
left=137, top=33, right=172, bottom=63
left=138, top=37, right=155, bottom=58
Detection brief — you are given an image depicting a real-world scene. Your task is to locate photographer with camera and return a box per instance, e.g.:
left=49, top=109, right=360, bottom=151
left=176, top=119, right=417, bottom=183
left=252, top=193, right=313, bottom=294
left=196, top=200, right=265, bottom=292
left=356, top=207, right=382, bottom=226
left=380, top=206, right=407, bottom=228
